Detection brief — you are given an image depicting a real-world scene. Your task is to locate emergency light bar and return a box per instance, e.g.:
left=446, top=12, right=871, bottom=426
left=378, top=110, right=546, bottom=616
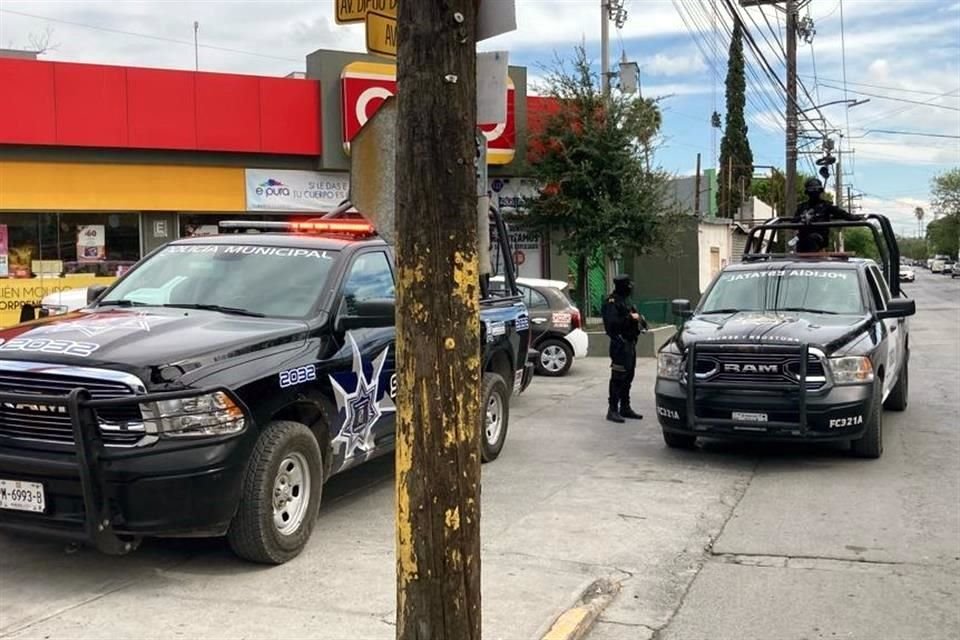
left=218, top=220, right=377, bottom=237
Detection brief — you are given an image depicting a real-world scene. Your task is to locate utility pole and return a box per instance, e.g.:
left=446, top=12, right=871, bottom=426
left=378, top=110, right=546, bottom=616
left=694, top=153, right=702, bottom=216
left=193, top=21, right=199, bottom=71
left=395, top=1, right=481, bottom=638
left=785, top=0, right=799, bottom=218
left=601, top=0, right=610, bottom=97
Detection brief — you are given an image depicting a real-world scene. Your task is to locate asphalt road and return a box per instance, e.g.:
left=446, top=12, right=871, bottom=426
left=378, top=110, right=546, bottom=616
left=0, top=269, right=957, bottom=640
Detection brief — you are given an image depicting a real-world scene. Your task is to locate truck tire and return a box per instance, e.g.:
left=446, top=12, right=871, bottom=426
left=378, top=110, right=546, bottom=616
left=662, top=430, right=697, bottom=450
left=536, top=338, right=573, bottom=377
left=481, top=373, right=509, bottom=463
left=883, top=362, right=908, bottom=411
left=850, top=392, right=883, bottom=459
left=228, top=420, right=323, bottom=564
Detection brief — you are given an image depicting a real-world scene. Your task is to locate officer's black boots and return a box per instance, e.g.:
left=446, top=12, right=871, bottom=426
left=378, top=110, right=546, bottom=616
left=619, top=404, right=643, bottom=420
left=606, top=407, right=625, bottom=423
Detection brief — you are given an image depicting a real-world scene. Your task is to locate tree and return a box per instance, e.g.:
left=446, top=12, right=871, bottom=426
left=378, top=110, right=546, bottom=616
left=897, top=236, right=928, bottom=261
left=525, top=46, right=680, bottom=308
left=926, top=215, right=960, bottom=258
left=752, top=169, right=830, bottom=215
left=395, top=1, right=481, bottom=638
left=717, top=18, right=754, bottom=218
left=931, top=168, right=960, bottom=218
left=842, top=227, right=880, bottom=261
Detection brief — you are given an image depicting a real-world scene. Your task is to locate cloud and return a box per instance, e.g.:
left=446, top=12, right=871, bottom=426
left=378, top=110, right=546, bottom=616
left=859, top=195, right=930, bottom=236
left=644, top=50, right=706, bottom=77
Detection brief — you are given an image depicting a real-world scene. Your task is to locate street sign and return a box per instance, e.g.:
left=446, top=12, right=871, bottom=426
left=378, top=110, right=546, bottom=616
left=350, top=96, right=397, bottom=243
left=335, top=0, right=397, bottom=24
left=365, top=10, right=397, bottom=58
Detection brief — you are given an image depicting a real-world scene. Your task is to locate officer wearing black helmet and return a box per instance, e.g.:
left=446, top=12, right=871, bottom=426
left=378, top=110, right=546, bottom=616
left=792, top=177, right=862, bottom=252
left=602, top=274, right=647, bottom=423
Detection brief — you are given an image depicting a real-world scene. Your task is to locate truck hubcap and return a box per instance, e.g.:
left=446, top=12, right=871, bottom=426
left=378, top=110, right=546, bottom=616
left=486, top=393, right=503, bottom=445
left=272, top=452, right=310, bottom=535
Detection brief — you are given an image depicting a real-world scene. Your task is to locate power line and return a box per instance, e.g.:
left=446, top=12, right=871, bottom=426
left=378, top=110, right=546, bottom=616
left=858, top=129, right=960, bottom=140
left=854, top=88, right=960, bottom=127
left=817, top=83, right=960, bottom=112
left=799, top=76, right=959, bottom=97
left=838, top=0, right=853, bottom=176
left=0, top=8, right=302, bottom=64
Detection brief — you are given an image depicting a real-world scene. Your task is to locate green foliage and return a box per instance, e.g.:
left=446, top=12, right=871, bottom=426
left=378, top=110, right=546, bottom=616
left=897, top=236, right=929, bottom=261
left=842, top=227, right=881, bottom=261
left=926, top=214, right=960, bottom=258
left=524, top=46, right=682, bottom=266
left=751, top=169, right=832, bottom=215
left=717, top=19, right=754, bottom=218
left=931, top=168, right=960, bottom=218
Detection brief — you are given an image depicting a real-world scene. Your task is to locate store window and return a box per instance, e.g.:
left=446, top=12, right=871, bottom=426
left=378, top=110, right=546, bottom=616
left=0, top=212, right=140, bottom=279
left=178, top=213, right=313, bottom=238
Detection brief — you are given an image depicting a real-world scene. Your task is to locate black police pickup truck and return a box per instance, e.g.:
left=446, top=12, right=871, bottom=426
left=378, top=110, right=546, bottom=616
left=0, top=216, right=533, bottom=563
left=656, top=214, right=915, bottom=459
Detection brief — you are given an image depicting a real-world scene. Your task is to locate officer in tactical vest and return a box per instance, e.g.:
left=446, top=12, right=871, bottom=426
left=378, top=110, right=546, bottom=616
left=602, top=274, right=647, bottom=423
left=792, top=177, right=862, bottom=252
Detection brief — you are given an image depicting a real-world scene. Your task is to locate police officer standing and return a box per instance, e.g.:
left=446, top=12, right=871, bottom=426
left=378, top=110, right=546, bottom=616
left=792, top=178, right=862, bottom=252
left=602, top=274, right=647, bottom=423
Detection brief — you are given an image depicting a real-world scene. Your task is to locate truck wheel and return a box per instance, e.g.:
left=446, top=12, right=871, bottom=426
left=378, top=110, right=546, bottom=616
left=481, top=373, right=509, bottom=463
left=883, top=363, right=908, bottom=411
left=662, top=430, right=697, bottom=450
left=536, top=338, right=573, bottom=377
left=228, top=420, right=323, bottom=564
left=850, top=392, right=883, bottom=459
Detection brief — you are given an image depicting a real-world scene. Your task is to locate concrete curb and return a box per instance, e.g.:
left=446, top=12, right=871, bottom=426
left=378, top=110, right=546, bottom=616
left=539, top=577, right=621, bottom=640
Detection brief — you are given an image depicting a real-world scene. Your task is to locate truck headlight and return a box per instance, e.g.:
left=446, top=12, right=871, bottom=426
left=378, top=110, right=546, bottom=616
left=828, top=356, right=874, bottom=385
left=140, top=391, right=246, bottom=438
left=658, top=351, right=683, bottom=380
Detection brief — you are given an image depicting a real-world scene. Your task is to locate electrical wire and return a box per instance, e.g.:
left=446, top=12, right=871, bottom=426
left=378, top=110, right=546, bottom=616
left=816, top=83, right=960, bottom=112
left=798, top=76, right=958, bottom=97
left=858, top=130, right=960, bottom=140
left=838, top=0, right=854, bottom=177
left=854, top=88, right=960, bottom=127
left=0, top=8, right=302, bottom=64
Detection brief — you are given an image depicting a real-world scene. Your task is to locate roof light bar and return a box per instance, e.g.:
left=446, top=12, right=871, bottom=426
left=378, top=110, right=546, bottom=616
left=218, top=220, right=377, bottom=237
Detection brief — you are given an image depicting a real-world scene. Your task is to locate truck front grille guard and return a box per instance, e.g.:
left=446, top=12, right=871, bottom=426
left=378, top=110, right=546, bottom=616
left=683, top=342, right=814, bottom=434
left=0, top=386, right=216, bottom=555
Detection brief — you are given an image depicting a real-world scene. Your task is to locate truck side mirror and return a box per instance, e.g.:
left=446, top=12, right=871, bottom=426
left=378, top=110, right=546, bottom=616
left=87, top=285, right=109, bottom=305
left=878, top=298, right=915, bottom=319
left=672, top=299, right=693, bottom=319
left=338, top=298, right=396, bottom=331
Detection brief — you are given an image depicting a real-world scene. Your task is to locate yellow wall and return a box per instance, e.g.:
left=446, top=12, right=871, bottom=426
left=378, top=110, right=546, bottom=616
left=0, top=274, right=115, bottom=328
left=0, top=161, right=245, bottom=212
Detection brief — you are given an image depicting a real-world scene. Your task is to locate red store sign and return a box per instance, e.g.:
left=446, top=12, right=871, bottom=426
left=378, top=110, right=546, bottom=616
left=340, top=61, right=516, bottom=165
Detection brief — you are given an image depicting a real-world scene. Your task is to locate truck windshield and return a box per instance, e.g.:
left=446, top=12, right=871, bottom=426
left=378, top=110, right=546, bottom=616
left=700, top=268, right=864, bottom=315
left=99, top=244, right=338, bottom=318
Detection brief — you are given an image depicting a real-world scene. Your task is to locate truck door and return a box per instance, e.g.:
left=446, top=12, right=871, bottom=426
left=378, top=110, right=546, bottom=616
left=329, top=250, right=397, bottom=461
left=867, top=265, right=902, bottom=398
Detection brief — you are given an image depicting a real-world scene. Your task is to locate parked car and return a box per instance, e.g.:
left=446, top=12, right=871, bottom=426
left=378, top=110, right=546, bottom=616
left=952, top=262, right=960, bottom=278
left=899, top=266, right=915, bottom=282
left=942, top=260, right=955, bottom=275
left=490, top=276, right=588, bottom=377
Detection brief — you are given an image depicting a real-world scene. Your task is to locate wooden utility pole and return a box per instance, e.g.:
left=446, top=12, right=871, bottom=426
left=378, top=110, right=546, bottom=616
left=395, top=1, right=482, bottom=639
left=694, top=152, right=702, bottom=216
left=784, top=0, right=799, bottom=217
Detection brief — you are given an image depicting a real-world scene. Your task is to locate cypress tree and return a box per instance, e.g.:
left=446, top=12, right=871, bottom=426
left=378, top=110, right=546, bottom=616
left=718, top=18, right=754, bottom=218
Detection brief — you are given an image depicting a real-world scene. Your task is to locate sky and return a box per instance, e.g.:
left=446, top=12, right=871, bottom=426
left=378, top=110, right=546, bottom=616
left=1, top=0, right=958, bottom=236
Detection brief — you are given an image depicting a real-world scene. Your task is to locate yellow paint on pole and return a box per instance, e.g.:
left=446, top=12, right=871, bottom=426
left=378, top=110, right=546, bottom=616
left=335, top=0, right=397, bottom=24
left=365, top=10, right=398, bottom=58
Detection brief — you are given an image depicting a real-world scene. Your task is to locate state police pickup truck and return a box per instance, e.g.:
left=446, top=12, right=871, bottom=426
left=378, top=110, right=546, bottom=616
left=0, top=215, right=533, bottom=564
left=656, top=214, right=915, bottom=459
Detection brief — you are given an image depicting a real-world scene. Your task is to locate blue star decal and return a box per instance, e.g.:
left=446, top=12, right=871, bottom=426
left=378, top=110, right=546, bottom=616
left=330, top=333, right=390, bottom=459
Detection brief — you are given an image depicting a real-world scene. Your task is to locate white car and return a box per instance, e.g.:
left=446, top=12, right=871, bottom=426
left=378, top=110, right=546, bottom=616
left=490, top=275, right=589, bottom=376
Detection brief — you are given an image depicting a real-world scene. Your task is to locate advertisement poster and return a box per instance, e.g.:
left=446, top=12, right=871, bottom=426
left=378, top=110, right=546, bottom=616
left=77, top=225, right=106, bottom=263
left=488, top=178, right=542, bottom=278
left=245, top=169, right=350, bottom=212
left=0, top=224, right=8, bottom=278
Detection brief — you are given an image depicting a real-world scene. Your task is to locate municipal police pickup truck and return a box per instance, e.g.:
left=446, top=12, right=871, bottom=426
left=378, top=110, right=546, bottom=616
left=656, top=214, right=915, bottom=459
left=0, top=215, right=533, bottom=564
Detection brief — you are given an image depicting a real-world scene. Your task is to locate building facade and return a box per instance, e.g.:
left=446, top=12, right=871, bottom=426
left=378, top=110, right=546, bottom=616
left=0, top=50, right=553, bottom=326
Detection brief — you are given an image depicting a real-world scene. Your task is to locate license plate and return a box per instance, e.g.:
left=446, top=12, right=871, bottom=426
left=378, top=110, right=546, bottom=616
left=732, top=411, right=768, bottom=423
left=0, top=479, right=45, bottom=513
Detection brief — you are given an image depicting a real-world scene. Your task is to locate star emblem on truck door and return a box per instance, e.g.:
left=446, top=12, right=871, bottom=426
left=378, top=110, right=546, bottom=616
left=330, top=333, right=390, bottom=459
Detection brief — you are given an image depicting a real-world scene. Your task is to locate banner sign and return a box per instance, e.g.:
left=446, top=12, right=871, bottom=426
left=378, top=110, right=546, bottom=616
left=340, top=61, right=516, bottom=165
left=245, top=169, right=350, bottom=212
left=0, top=225, right=8, bottom=278
left=77, top=225, right=106, bottom=263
